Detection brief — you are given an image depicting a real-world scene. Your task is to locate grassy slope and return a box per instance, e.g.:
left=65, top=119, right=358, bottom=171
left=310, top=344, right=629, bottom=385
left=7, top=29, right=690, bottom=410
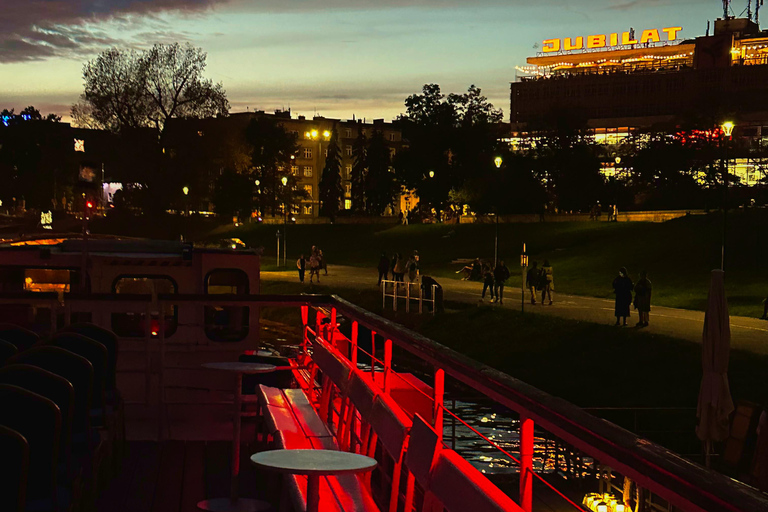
left=217, top=210, right=768, bottom=317
left=261, top=280, right=768, bottom=409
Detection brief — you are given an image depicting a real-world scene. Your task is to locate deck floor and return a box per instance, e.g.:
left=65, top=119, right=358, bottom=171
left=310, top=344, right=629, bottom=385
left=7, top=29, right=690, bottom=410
left=96, top=441, right=584, bottom=512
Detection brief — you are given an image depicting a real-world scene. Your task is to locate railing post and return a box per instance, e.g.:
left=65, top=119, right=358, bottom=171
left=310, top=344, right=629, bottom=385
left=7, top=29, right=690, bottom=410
left=383, top=339, right=392, bottom=394
left=330, top=307, right=337, bottom=347
left=392, top=283, right=397, bottom=311
left=301, top=305, right=309, bottom=355
left=158, top=299, right=166, bottom=442
left=370, top=331, right=376, bottom=380
left=351, top=321, right=358, bottom=366
left=418, top=283, right=422, bottom=314
left=432, top=284, right=437, bottom=315
left=382, top=281, right=386, bottom=309
left=520, top=415, right=534, bottom=512
left=433, top=368, right=444, bottom=444
left=405, top=282, right=410, bottom=313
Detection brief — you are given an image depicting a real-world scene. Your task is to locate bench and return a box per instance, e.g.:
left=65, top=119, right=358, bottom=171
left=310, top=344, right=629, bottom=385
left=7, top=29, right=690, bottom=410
left=257, top=383, right=377, bottom=512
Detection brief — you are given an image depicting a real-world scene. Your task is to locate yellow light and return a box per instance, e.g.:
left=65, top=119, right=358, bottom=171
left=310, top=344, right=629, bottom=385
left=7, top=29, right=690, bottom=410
left=281, top=176, right=288, bottom=186
left=429, top=170, right=435, bottom=178
left=597, top=502, right=608, bottom=512
left=615, top=504, right=625, bottom=512
left=182, top=186, right=189, bottom=196
left=722, top=121, right=735, bottom=137
left=322, top=130, right=331, bottom=139
left=305, top=131, right=311, bottom=138
left=494, top=156, right=503, bottom=168
left=311, top=129, right=318, bottom=139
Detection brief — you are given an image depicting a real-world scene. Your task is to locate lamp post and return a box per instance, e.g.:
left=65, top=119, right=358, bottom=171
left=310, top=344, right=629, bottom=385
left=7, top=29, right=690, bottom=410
left=182, top=186, right=189, bottom=217
left=721, top=121, right=734, bottom=270
left=520, top=243, right=528, bottom=313
left=281, top=176, right=288, bottom=267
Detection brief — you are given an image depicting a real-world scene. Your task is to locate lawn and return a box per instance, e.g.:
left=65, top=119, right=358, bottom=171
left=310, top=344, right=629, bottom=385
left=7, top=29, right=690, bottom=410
left=216, top=209, right=768, bottom=317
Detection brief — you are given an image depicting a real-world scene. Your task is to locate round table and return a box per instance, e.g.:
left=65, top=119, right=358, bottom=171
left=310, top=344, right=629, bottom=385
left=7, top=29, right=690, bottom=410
left=197, top=362, right=276, bottom=512
left=250, top=449, right=377, bottom=512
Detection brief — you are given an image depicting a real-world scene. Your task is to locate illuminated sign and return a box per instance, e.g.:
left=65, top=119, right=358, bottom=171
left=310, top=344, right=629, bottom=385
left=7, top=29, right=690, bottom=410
left=74, top=139, right=85, bottom=152
left=542, top=27, right=682, bottom=53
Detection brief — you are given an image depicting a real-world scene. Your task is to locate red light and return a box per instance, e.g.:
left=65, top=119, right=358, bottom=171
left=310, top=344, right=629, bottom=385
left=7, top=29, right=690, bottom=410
left=86, top=201, right=94, bottom=209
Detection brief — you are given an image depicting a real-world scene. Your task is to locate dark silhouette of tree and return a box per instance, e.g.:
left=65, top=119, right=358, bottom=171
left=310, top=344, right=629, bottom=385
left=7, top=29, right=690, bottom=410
left=365, top=129, right=397, bottom=215
left=78, top=43, right=228, bottom=136
left=351, top=126, right=367, bottom=213
left=245, top=116, right=300, bottom=216
left=1, top=106, right=61, bottom=124
left=212, top=169, right=253, bottom=220
left=319, top=125, right=343, bottom=220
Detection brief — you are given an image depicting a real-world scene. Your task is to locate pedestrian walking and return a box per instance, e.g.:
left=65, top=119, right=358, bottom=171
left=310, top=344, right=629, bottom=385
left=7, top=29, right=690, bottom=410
left=526, top=261, right=540, bottom=305
left=407, top=254, right=418, bottom=282
left=377, top=252, right=390, bottom=286
left=612, top=267, right=634, bottom=326
left=481, top=261, right=495, bottom=302
left=493, top=260, right=510, bottom=304
left=393, top=253, right=406, bottom=282
left=309, top=252, right=321, bottom=283
left=541, top=260, right=554, bottom=305
left=318, top=249, right=327, bottom=275
left=633, top=270, right=652, bottom=327
left=297, top=254, right=306, bottom=283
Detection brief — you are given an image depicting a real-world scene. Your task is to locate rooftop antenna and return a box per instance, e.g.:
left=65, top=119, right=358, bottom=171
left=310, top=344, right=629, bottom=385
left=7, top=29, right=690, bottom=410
left=706, top=19, right=711, bottom=36
left=748, top=0, right=753, bottom=21
left=758, top=0, right=763, bottom=25
left=723, top=0, right=731, bottom=18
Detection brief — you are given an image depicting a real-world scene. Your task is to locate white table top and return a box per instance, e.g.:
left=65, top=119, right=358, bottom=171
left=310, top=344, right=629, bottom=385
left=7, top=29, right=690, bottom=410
left=201, top=362, right=277, bottom=374
left=250, top=449, right=377, bottom=476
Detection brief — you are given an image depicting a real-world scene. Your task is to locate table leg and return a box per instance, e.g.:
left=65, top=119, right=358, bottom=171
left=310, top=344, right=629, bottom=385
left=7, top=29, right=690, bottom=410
left=231, top=373, right=243, bottom=501
left=306, top=475, right=321, bottom=512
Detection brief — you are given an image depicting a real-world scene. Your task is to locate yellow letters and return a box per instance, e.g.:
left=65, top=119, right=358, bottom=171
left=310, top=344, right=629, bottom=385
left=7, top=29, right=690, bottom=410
left=662, top=26, right=682, bottom=40
left=564, top=37, right=584, bottom=51
left=639, top=29, right=660, bottom=44
left=609, top=33, right=619, bottom=46
left=542, top=38, right=560, bottom=52
left=587, top=34, right=606, bottom=49
left=622, top=31, right=638, bottom=45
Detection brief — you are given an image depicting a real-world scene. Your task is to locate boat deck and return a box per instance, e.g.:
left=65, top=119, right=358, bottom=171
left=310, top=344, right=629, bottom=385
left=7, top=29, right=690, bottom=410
left=96, top=441, right=582, bottom=512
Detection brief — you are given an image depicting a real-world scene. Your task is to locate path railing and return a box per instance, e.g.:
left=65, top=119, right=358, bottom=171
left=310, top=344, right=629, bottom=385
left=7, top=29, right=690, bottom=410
left=380, top=279, right=437, bottom=315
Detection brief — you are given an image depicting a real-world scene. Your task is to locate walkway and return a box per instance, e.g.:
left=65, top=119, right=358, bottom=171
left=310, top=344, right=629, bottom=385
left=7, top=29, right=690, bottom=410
left=263, top=265, right=768, bottom=355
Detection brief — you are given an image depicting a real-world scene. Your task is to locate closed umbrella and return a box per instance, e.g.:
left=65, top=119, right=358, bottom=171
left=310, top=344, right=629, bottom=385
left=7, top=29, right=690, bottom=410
left=696, top=269, right=734, bottom=467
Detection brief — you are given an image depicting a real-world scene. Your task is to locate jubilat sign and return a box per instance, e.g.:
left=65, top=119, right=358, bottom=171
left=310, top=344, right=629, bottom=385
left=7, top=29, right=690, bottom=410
left=542, top=27, right=682, bottom=53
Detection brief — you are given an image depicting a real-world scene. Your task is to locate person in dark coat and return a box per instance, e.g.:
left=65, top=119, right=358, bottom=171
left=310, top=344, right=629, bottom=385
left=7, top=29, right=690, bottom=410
left=612, top=267, right=634, bottom=326
left=390, top=253, right=398, bottom=281
left=480, top=262, right=494, bottom=302
left=493, top=260, right=510, bottom=304
left=377, top=253, right=390, bottom=286
left=633, top=270, right=652, bottom=327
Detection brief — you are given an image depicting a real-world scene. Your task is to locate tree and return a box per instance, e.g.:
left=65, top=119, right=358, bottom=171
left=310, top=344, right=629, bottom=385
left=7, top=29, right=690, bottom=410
left=244, top=117, right=303, bottom=216
left=212, top=169, right=254, bottom=220
left=319, top=125, right=343, bottom=220
left=78, top=43, right=228, bottom=136
left=365, top=129, right=397, bottom=215
left=350, top=126, right=367, bottom=213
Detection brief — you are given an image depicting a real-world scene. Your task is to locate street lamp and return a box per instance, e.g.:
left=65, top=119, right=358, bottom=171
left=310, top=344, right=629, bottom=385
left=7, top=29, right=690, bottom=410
left=428, top=170, right=435, bottom=178
left=520, top=243, right=528, bottom=313
left=720, top=121, right=734, bottom=270
left=281, top=176, right=289, bottom=266
left=494, top=156, right=503, bottom=169
left=182, top=186, right=189, bottom=217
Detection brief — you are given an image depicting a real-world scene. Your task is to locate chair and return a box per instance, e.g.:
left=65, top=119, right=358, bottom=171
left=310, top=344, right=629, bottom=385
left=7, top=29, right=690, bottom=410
left=59, top=323, right=118, bottom=393
left=404, top=414, right=441, bottom=512
left=0, top=338, right=18, bottom=365
left=0, top=364, right=75, bottom=479
left=11, top=346, right=93, bottom=438
left=0, top=323, right=40, bottom=352
left=51, top=333, right=108, bottom=426
left=0, top=424, right=29, bottom=512
left=0, top=384, right=62, bottom=511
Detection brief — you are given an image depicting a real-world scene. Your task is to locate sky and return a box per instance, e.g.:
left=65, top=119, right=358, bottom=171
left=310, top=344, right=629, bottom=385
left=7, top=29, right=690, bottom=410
left=0, top=0, right=725, bottom=123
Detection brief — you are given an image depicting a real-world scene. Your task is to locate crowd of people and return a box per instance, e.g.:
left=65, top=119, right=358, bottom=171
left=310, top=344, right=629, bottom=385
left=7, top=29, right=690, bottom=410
left=296, top=245, right=327, bottom=284
left=377, top=251, right=420, bottom=284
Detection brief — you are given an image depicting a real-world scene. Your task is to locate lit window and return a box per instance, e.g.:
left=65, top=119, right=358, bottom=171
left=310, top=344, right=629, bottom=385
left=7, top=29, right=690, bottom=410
left=389, top=133, right=397, bottom=142
left=112, top=276, right=177, bottom=338
left=291, top=165, right=299, bottom=175
left=345, top=183, right=351, bottom=196
left=345, top=165, right=352, bottom=179
left=344, top=199, right=352, bottom=210
left=345, top=129, right=352, bottom=138
left=303, top=205, right=313, bottom=215
left=346, top=145, right=353, bottom=157
left=303, top=166, right=313, bottom=177
left=304, top=185, right=313, bottom=198
left=389, top=148, right=396, bottom=158
left=74, top=139, right=85, bottom=152
left=304, top=148, right=312, bottom=159
left=205, top=269, right=249, bottom=342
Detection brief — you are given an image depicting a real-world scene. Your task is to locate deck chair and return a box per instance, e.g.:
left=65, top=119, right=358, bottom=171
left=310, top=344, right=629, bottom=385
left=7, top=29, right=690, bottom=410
left=59, top=323, right=118, bottom=393
left=311, top=338, right=354, bottom=433
left=0, top=424, right=29, bottom=512
left=0, top=384, right=63, bottom=512
left=343, top=371, right=378, bottom=453
left=0, top=323, right=40, bottom=352
left=0, top=338, right=18, bottom=365
left=51, top=333, right=108, bottom=427
left=0, top=364, right=75, bottom=480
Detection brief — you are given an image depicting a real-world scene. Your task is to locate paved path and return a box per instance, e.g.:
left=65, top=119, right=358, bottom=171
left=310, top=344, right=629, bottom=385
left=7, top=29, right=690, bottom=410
left=263, top=265, right=768, bottom=355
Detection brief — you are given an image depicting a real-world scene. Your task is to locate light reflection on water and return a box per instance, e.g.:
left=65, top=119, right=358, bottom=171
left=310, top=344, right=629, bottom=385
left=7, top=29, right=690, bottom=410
left=445, top=396, right=557, bottom=475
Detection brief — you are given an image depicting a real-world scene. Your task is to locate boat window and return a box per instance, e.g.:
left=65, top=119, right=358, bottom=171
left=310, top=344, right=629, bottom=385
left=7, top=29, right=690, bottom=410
left=204, top=269, right=249, bottom=342
left=111, top=276, right=178, bottom=338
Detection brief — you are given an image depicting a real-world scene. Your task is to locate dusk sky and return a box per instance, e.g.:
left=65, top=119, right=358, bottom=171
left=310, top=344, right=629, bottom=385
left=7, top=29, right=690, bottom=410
left=1, top=0, right=720, bottom=123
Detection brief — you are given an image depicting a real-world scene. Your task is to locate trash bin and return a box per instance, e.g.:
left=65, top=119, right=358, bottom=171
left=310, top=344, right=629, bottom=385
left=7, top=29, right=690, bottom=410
left=421, top=276, right=444, bottom=313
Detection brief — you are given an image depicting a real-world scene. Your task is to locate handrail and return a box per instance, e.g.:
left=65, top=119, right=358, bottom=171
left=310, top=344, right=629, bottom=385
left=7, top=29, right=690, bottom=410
left=325, top=295, right=768, bottom=512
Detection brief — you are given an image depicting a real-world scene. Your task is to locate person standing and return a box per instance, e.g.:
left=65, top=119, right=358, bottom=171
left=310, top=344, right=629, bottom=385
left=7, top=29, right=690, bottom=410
left=633, top=270, right=652, bottom=327
left=407, top=254, right=418, bottom=282
left=390, top=253, right=399, bottom=281
left=526, top=261, right=540, bottom=305
left=393, top=253, right=406, bottom=282
left=318, top=249, right=327, bottom=275
left=297, top=254, right=306, bottom=284
left=309, top=252, right=321, bottom=283
left=480, top=261, right=495, bottom=302
left=541, top=260, right=554, bottom=305
left=377, top=252, right=390, bottom=286
left=493, top=260, right=510, bottom=304
left=612, top=267, right=634, bottom=326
